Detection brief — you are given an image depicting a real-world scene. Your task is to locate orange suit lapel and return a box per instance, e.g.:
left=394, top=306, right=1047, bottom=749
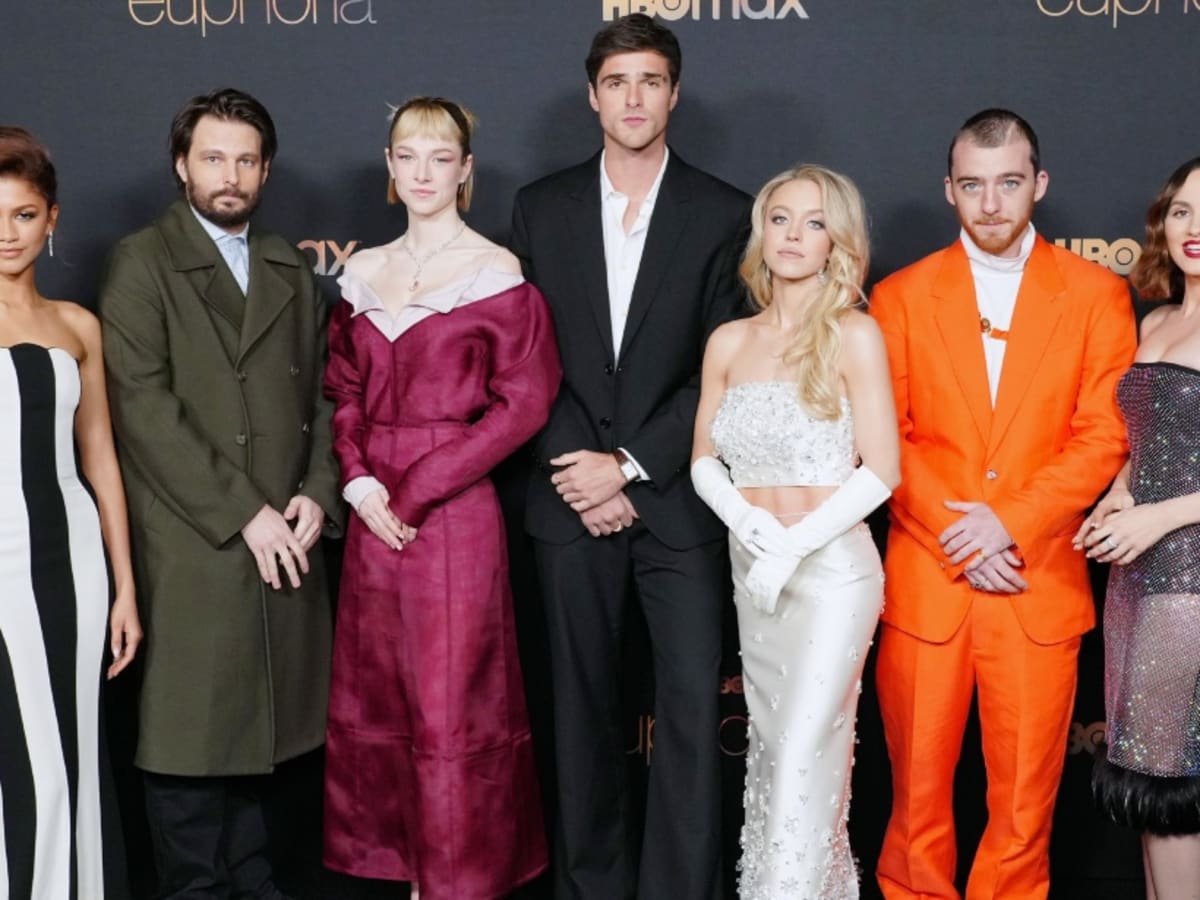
left=989, top=236, right=1066, bottom=451
left=931, top=241, right=992, bottom=443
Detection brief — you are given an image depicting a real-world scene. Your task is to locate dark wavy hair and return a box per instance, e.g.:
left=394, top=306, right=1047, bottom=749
left=168, top=88, right=277, bottom=189
left=585, top=13, right=681, bottom=86
left=1130, top=157, right=1200, bottom=301
left=0, top=126, right=57, bottom=206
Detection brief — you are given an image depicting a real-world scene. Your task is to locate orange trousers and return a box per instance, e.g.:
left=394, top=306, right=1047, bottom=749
left=875, top=596, right=1081, bottom=900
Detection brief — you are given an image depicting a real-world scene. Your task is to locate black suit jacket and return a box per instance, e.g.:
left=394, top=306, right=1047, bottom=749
left=512, top=150, right=751, bottom=549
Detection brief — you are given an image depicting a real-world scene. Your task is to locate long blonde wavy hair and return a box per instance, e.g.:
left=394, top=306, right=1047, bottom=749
left=739, top=164, right=870, bottom=420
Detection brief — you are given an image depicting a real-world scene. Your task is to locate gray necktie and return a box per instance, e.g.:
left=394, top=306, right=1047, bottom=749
left=223, top=234, right=249, bottom=294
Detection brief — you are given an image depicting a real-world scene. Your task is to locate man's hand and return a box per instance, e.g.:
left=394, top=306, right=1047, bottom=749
left=242, top=504, right=310, bottom=590
left=963, top=548, right=1028, bottom=594
left=356, top=487, right=417, bottom=551
left=580, top=491, right=638, bottom=537
left=285, top=495, right=326, bottom=552
left=551, top=450, right=628, bottom=513
left=941, top=500, right=1015, bottom=566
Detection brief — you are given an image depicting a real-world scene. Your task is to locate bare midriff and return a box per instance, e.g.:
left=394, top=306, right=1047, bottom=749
left=739, top=484, right=837, bottom=522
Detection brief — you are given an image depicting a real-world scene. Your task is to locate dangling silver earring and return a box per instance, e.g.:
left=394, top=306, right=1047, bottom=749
left=48, top=232, right=55, bottom=258
left=818, top=262, right=828, bottom=285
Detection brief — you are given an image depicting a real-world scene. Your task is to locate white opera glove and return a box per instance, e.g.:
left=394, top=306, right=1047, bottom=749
left=744, top=466, right=892, bottom=616
left=690, top=456, right=790, bottom=558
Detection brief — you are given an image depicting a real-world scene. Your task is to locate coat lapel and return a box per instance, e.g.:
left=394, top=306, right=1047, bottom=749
left=618, top=153, right=690, bottom=360
left=160, top=200, right=245, bottom=331
left=932, top=241, right=992, bottom=443
left=988, top=236, right=1066, bottom=450
left=564, top=156, right=616, bottom=356
left=236, top=233, right=298, bottom=365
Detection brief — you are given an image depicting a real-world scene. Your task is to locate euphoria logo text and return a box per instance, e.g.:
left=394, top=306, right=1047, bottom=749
left=604, top=0, right=809, bottom=22
left=1053, top=237, right=1142, bottom=275
left=1036, top=0, right=1200, bottom=28
left=128, top=0, right=377, bottom=37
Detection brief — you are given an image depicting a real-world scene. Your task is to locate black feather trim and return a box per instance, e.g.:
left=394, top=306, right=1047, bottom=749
left=1093, top=749, right=1200, bottom=835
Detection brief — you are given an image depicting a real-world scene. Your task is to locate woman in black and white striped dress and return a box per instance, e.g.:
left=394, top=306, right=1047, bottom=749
left=0, top=126, right=141, bottom=898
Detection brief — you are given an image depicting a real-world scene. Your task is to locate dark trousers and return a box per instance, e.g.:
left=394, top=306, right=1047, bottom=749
left=535, top=523, right=727, bottom=900
left=142, top=771, right=277, bottom=900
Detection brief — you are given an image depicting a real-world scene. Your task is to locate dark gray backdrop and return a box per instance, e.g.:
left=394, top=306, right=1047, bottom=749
left=3, top=2, right=1192, bottom=896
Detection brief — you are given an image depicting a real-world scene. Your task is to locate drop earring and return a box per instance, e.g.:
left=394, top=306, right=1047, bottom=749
left=48, top=231, right=55, bottom=258
left=818, top=262, right=828, bottom=285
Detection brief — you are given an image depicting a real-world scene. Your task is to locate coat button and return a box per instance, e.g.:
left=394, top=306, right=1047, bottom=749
left=289, top=365, right=300, bottom=376
left=986, top=468, right=998, bottom=480
left=301, top=422, right=311, bottom=434
left=235, top=432, right=247, bottom=446
left=599, top=417, right=612, bottom=429
left=236, top=370, right=247, bottom=382
left=604, top=363, right=614, bottom=375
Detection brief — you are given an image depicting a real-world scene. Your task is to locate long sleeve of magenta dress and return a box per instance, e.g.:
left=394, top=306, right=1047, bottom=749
left=322, top=261, right=560, bottom=899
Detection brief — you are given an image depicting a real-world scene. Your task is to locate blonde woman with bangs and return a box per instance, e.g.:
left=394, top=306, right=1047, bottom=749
left=322, top=97, right=559, bottom=899
left=691, top=164, right=899, bottom=898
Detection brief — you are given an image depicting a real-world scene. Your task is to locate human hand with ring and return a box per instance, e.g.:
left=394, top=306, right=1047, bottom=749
left=1072, top=489, right=1134, bottom=548
left=964, top=548, right=1028, bottom=593
left=1080, top=502, right=1169, bottom=566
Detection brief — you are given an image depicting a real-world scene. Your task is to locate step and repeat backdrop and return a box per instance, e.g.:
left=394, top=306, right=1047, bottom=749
left=3, top=1, right=1195, bottom=896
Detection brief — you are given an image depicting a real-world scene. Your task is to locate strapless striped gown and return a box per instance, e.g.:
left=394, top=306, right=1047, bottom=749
left=0, top=344, right=125, bottom=899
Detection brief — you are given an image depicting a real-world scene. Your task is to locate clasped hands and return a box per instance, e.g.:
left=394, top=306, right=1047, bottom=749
left=356, top=487, right=418, bottom=552
left=1072, top=489, right=1162, bottom=566
left=241, top=495, right=328, bottom=589
left=939, top=500, right=1027, bottom=594
left=550, top=449, right=638, bottom=537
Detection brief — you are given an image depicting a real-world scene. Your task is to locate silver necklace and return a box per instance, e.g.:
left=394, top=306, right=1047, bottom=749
left=400, top=221, right=467, bottom=292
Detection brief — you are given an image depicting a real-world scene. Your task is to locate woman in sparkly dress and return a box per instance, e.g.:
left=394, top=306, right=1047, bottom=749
left=1079, top=156, right=1200, bottom=898
left=690, top=165, right=899, bottom=899
left=322, top=98, right=559, bottom=899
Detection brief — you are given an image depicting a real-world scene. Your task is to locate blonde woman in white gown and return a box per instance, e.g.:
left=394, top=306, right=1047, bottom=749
left=691, top=165, right=899, bottom=899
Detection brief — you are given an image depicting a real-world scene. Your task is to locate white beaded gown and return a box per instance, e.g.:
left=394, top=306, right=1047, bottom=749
left=0, top=344, right=124, bottom=898
left=711, top=381, right=884, bottom=900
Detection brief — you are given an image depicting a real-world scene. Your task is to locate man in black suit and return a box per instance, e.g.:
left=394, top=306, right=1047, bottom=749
left=511, top=14, right=750, bottom=900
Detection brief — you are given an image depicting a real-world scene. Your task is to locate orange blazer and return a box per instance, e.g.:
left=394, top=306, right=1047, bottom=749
left=870, top=236, right=1136, bottom=645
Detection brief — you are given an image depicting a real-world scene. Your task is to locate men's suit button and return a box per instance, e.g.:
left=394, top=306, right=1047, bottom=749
left=986, top=468, right=998, bottom=480
left=235, top=432, right=247, bottom=446
left=604, top=363, right=614, bottom=375
left=236, top=370, right=247, bottom=382
left=599, top=417, right=612, bottom=429
left=289, top=365, right=300, bottom=376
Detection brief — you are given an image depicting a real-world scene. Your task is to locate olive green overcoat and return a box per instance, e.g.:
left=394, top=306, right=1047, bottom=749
left=99, top=200, right=343, bottom=776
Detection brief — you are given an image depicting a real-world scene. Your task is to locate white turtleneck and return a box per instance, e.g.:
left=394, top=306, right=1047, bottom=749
left=961, top=224, right=1036, bottom=405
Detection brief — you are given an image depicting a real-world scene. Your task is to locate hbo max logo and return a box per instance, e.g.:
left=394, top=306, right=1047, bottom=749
left=1054, top=237, right=1142, bottom=275
left=603, top=0, right=810, bottom=20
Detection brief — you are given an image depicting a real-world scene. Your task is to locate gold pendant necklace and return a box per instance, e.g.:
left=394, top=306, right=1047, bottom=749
left=400, top=221, right=467, bottom=292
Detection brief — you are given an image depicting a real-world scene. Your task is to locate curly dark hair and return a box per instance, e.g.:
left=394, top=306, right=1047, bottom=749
left=0, top=126, right=56, bottom=206
left=1130, top=157, right=1200, bottom=301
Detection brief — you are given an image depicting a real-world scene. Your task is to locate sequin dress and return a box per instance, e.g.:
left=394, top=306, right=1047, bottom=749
left=1095, top=362, right=1200, bottom=834
left=711, top=381, right=883, bottom=899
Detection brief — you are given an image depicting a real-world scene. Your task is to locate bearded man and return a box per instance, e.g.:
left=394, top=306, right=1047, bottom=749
left=99, top=87, right=340, bottom=900
left=869, top=108, right=1136, bottom=899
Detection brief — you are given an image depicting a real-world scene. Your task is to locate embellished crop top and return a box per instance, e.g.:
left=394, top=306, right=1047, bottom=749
left=710, top=381, right=857, bottom=488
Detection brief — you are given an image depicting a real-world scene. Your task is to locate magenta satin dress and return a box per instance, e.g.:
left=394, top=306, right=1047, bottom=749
left=322, top=262, right=559, bottom=898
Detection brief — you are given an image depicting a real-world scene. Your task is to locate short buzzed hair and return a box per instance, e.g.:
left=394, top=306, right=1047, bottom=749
left=948, top=108, right=1041, bottom=175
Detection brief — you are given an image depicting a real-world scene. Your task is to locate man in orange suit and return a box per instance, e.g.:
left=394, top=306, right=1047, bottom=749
left=870, top=109, right=1136, bottom=899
